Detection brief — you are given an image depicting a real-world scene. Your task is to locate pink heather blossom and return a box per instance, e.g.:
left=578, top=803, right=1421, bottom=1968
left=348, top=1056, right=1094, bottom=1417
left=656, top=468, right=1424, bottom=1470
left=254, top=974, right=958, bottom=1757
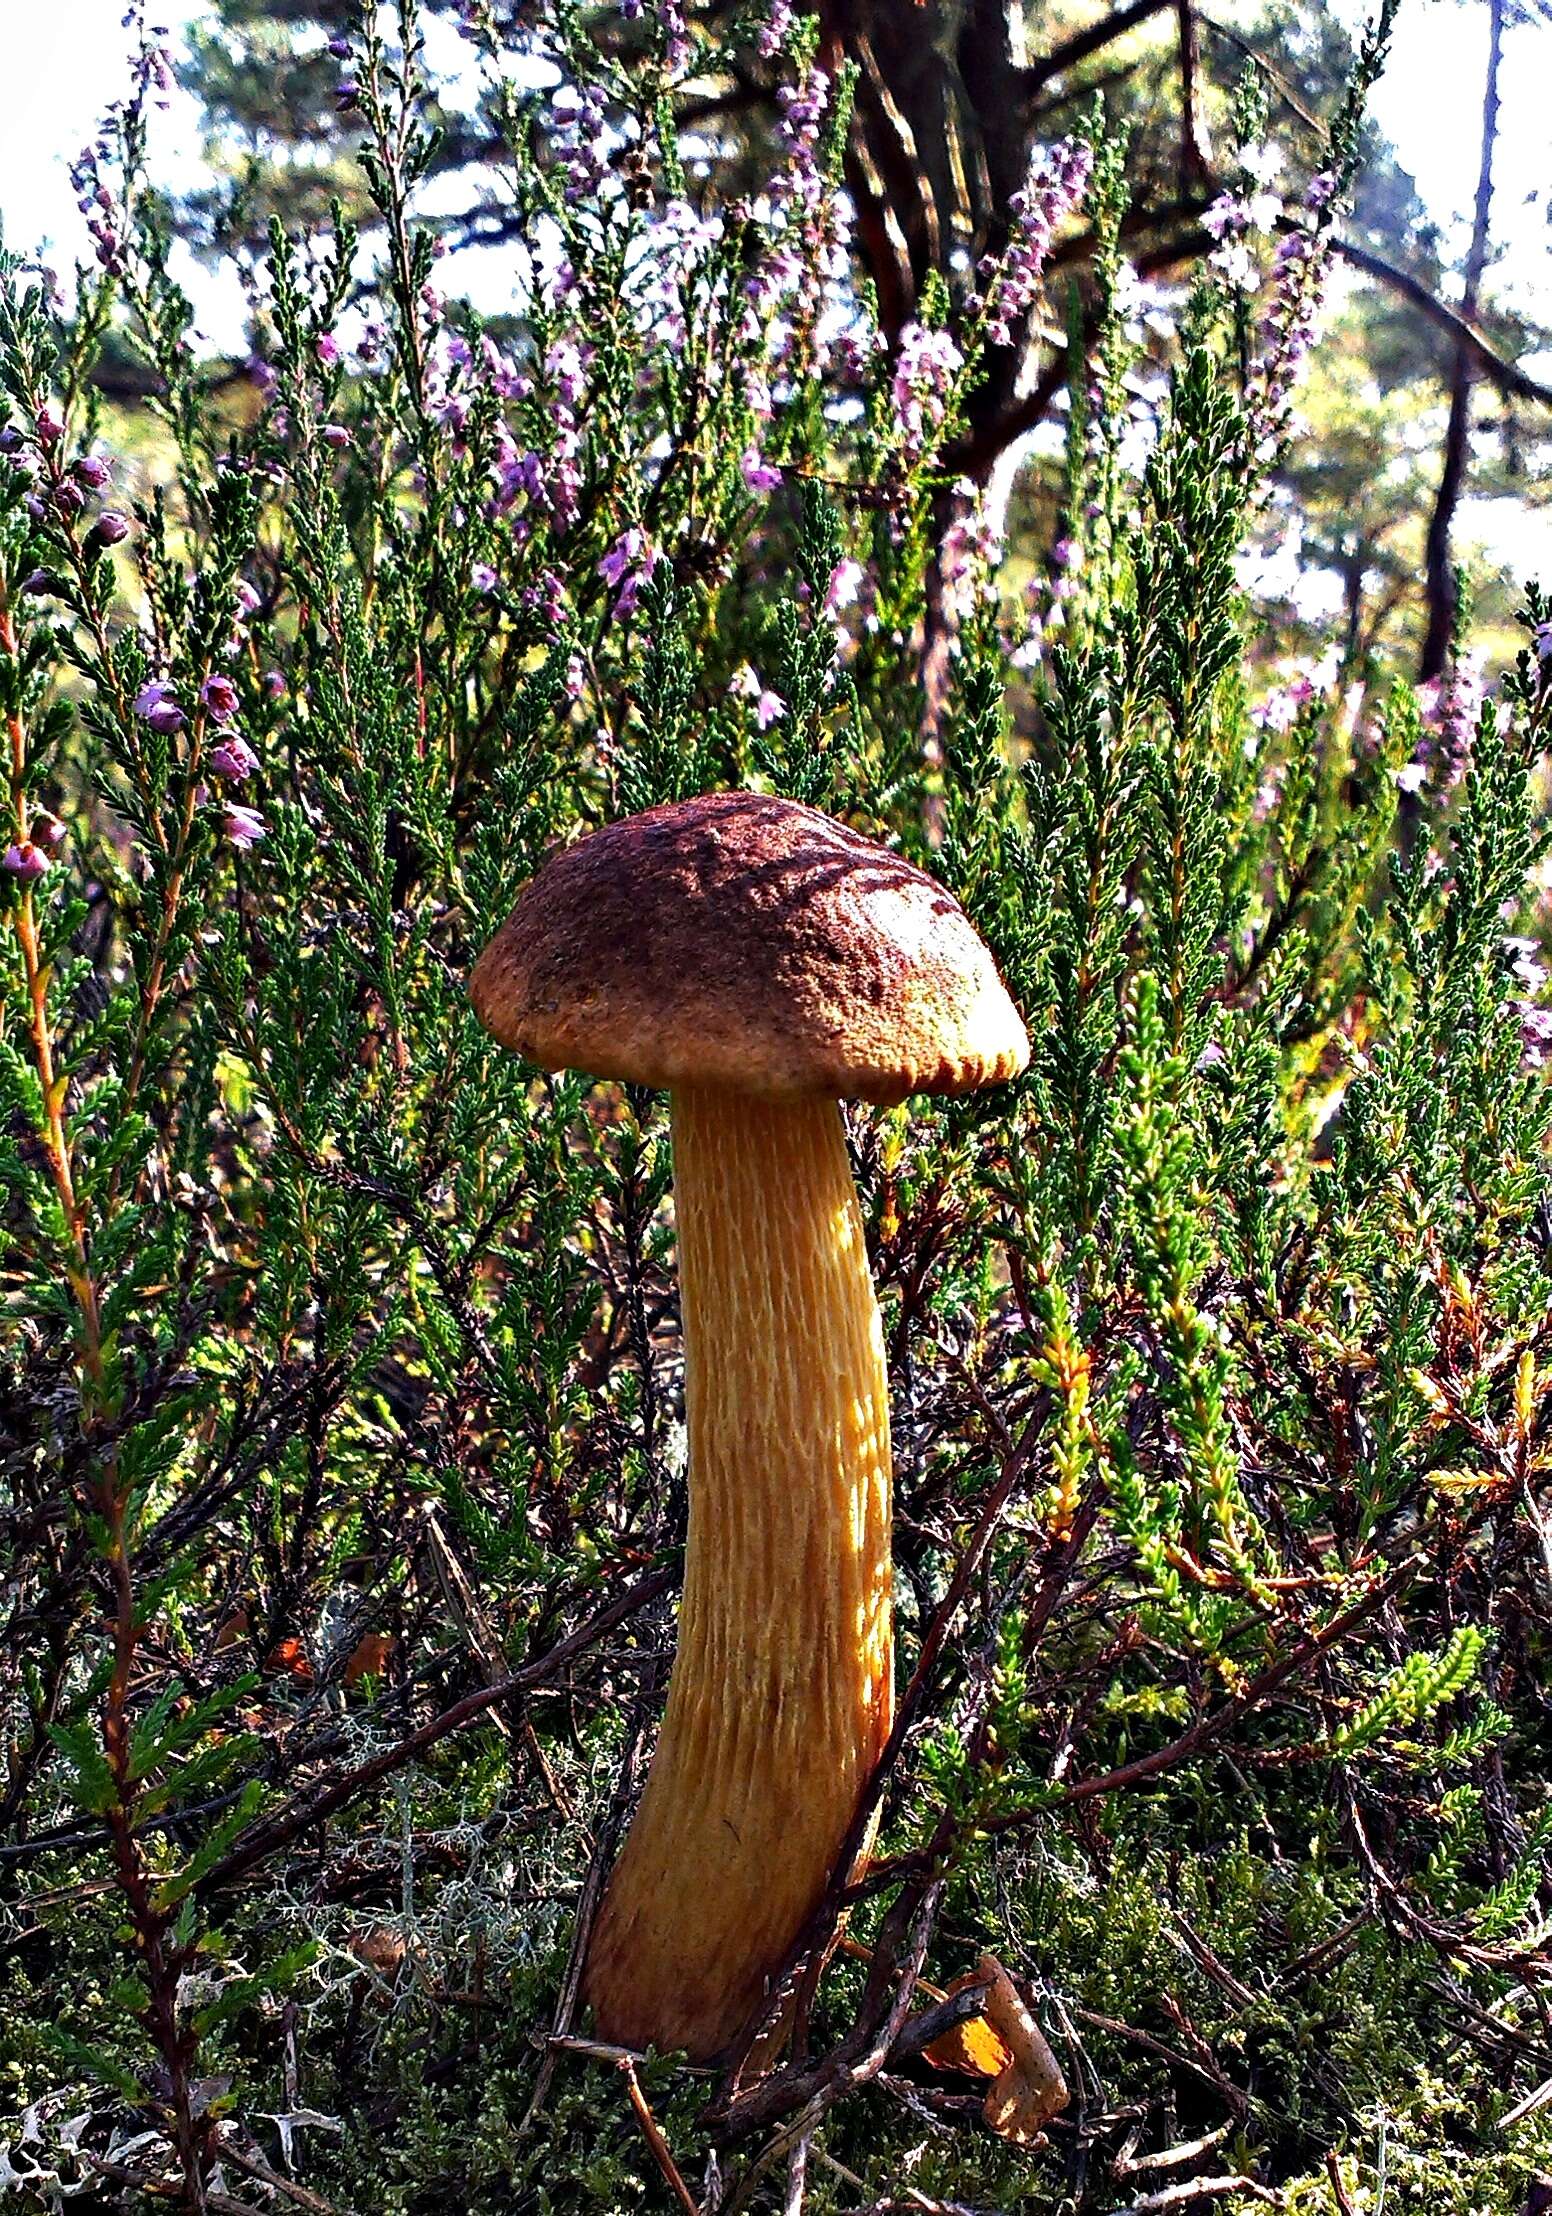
left=263, top=669, right=287, bottom=698
left=1211, top=240, right=1260, bottom=295
left=321, top=423, right=352, bottom=450
left=1518, top=1000, right=1552, bottom=1070
left=597, top=529, right=658, bottom=617
left=222, top=805, right=267, bottom=851
left=1414, top=652, right=1485, bottom=792
left=316, top=333, right=341, bottom=367
left=200, top=674, right=239, bottom=721
left=824, top=560, right=864, bottom=616
left=754, top=688, right=786, bottom=730
left=546, top=340, right=589, bottom=407
left=741, top=446, right=782, bottom=494
left=1247, top=229, right=1325, bottom=442
left=1203, top=193, right=1248, bottom=242
left=759, top=0, right=794, bottom=53
left=210, top=737, right=259, bottom=782
left=941, top=485, right=1005, bottom=626
left=599, top=528, right=645, bottom=590
left=73, top=453, right=111, bottom=489
left=980, top=138, right=1092, bottom=346
left=551, top=83, right=608, bottom=203
left=234, top=580, right=261, bottom=620
left=892, top=323, right=964, bottom=463
left=35, top=403, right=64, bottom=449
left=564, top=654, right=586, bottom=701
left=135, top=680, right=185, bottom=735
left=3, top=840, right=48, bottom=881
left=31, top=812, right=67, bottom=852
left=471, top=563, right=498, bottom=595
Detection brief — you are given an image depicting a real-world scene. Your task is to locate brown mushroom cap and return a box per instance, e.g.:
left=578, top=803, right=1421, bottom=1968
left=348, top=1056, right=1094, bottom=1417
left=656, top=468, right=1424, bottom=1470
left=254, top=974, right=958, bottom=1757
left=469, top=791, right=1030, bottom=1104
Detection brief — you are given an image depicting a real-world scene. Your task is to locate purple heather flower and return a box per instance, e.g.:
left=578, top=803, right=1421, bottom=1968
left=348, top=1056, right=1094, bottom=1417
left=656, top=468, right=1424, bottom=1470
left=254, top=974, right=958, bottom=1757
left=982, top=137, right=1092, bottom=346
left=31, top=812, right=67, bottom=851
left=564, top=653, right=586, bottom=701
left=1518, top=999, right=1552, bottom=1071
left=0, top=426, right=23, bottom=455
left=599, top=528, right=645, bottom=590
left=1534, top=620, right=1552, bottom=664
left=21, top=569, right=59, bottom=598
left=320, top=423, right=352, bottom=449
left=73, top=453, right=112, bottom=489
left=316, top=332, right=341, bottom=367
left=35, top=403, right=64, bottom=449
left=51, top=479, right=86, bottom=517
left=759, top=0, right=794, bottom=54
left=892, top=323, right=965, bottom=463
left=234, top=580, right=261, bottom=620
left=740, top=446, right=782, bottom=494
left=2, top=840, right=48, bottom=881
left=471, top=563, right=498, bottom=595
left=754, top=689, right=786, bottom=730
left=335, top=78, right=360, bottom=112
left=823, top=559, right=863, bottom=616
left=1203, top=193, right=1249, bottom=242
left=263, top=669, right=287, bottom=698
left=135, top=680, right=185, bottom=735
left=90, top=511, right=130, bottom=549
left=210, top=736, right=259, bottom=782
left=200, top=673, right=240, bottom=721
left=327, top=34, right=352, bottom=58
left=222, top=804, right=267, bottom=851
left=941, top=486, right=1006, bottom=625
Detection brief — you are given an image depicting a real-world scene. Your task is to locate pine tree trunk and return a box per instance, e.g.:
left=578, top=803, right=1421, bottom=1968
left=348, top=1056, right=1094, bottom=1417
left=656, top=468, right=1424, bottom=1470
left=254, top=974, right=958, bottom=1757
left=1418, top=0, right=1504, bottom=681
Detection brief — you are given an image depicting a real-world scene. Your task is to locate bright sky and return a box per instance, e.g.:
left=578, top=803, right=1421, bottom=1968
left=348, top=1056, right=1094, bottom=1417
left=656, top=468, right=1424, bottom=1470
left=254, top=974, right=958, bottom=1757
left=0, top=0, right=1546, bottom=565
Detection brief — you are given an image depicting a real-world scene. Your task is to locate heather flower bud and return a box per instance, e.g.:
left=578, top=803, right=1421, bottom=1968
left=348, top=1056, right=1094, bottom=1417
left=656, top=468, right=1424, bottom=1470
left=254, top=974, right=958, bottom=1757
left=89, top=511, right=130, bottom=551
left=135, top=680, right=186, bottom=735
left=321, top=423, right=352, bottom=449
left=222, top=804, right=267, bottom=851
left=35, top=403, right=64, bottom=449
left=2, top=840, right=48, bottom=881
left=73, top=454, right=112, bottom=489
left=200, top=673, right=240, bottom=721
left=31, top=811, right=67, bottom=850
left=210, top=736, right=259, bottom=782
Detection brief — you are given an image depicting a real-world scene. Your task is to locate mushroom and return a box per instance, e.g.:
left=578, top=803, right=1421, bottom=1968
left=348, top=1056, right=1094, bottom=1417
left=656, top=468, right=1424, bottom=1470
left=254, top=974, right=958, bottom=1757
left=470, top=792, right=1029, bottom=2059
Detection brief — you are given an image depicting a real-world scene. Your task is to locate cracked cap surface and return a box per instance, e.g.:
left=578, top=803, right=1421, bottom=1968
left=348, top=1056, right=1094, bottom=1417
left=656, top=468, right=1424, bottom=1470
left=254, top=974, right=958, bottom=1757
left=469, top=791, right=1030, bottom=1104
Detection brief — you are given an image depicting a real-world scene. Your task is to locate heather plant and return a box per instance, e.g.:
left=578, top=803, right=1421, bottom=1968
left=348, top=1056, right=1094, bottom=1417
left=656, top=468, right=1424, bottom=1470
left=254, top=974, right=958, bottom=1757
left=4, top=4, right=1552, bottom=2213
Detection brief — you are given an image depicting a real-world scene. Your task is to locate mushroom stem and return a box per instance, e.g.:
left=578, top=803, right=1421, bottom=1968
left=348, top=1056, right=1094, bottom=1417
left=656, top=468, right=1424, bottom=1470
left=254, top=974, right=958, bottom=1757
left=585, top=1084, right=894, bottom=2060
